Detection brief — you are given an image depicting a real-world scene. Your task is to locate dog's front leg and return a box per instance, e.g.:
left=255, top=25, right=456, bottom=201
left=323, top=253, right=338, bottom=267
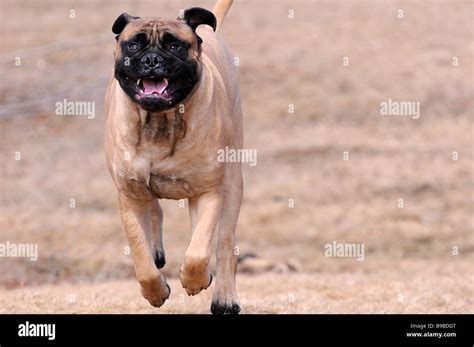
left=180, top=190, right=223, bottom=296
left=118, top=193, right=170, bottom=307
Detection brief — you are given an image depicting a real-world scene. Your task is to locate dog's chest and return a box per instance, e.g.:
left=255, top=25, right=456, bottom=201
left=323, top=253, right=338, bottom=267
left=147, top=171, right=193, bottom=200
left=131, top=149, right=220, bottom=200
left=112, top=108, right=226, bottom=200
left=122, top=133, right=222, bottom=200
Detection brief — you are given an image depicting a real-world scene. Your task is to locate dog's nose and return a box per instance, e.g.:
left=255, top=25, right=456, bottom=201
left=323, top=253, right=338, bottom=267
left=141, top=53, right=163, bottom=69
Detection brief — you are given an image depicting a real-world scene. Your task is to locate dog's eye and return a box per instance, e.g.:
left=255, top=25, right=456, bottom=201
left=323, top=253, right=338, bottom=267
left=169, top=42, right=181, bottom=52
left=128, top=43, right=139, bottom=51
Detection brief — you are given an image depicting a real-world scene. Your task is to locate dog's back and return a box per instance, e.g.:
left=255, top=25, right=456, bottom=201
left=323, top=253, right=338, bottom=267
left=198, top=10, right=243, bottom=147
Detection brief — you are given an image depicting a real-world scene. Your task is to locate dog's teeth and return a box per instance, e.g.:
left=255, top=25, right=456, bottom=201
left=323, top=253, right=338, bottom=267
left=136, top=79, right=141, bottom=85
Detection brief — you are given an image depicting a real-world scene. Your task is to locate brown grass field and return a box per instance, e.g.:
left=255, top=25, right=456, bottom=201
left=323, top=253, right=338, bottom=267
left=0, top=0, right=473, bottom=313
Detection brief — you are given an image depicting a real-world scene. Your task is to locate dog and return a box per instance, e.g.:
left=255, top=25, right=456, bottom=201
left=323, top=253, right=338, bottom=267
left=105, top=0, right=243, bottom=314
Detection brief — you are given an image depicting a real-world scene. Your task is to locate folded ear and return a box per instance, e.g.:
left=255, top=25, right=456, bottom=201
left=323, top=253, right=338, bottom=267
left=112, top=13, right=140, bottom=35
left=183, top=7, right=217, bottom=32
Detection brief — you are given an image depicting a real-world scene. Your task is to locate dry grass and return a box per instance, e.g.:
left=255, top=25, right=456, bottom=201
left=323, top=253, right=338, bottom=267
left=1, top=260, right=472, bottom=314
left=0, top=0, right=473, bottom=313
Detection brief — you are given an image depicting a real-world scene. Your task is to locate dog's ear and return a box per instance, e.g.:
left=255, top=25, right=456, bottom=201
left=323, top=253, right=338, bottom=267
left=112, top=13, right=140, bottom=35
left=183, top=7, right=217, bottom=32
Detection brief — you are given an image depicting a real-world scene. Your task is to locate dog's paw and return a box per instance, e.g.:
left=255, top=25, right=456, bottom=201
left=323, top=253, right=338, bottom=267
left=210, top=300, right=241, bottom=315
left=211, top=285, right=240, bottom=314
left=154, top=250, right=166, bottom=269
left=179, top=263, right=213, bottom=296
left=140, top=277, right=171, bottom=308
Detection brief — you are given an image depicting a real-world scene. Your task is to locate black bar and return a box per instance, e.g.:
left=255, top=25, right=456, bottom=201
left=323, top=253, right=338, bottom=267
left=0, top=314, right=472, bottom=346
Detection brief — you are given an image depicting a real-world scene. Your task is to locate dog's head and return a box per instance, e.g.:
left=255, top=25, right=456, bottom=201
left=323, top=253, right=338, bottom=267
left=112, top=8, right=216, bottom=112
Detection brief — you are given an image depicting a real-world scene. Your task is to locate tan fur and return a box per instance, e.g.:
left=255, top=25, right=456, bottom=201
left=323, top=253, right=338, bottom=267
left=213, top=0, right=234, bottom=32
left=105, top=7, right=242, bottom=311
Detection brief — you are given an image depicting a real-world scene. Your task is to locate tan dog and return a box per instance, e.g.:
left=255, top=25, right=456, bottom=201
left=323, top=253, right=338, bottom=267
left=105, top=0, right=242, bottom=314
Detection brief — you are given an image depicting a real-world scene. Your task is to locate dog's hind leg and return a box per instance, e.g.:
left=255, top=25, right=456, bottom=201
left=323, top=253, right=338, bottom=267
left=150, top=200, right=166, bottom=269
left=211, top=163, right=242, bottom=314
left=118, top=193, right=170, bottom=307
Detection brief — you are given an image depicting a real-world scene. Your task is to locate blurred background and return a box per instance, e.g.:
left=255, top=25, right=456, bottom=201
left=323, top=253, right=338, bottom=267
left=0, top=0, right=472, bottom=313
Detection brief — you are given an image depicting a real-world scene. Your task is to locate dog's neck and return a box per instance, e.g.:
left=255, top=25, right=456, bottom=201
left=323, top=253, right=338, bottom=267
left=136, top=108, right=186, bottom=156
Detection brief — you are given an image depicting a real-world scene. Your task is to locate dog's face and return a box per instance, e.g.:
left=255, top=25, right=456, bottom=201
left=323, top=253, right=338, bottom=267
left=112, top=8, right=216, bottom=112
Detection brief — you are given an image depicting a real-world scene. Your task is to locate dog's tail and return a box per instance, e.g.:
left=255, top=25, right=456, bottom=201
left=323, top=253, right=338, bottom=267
left=212, top=0, right=233, bottom=32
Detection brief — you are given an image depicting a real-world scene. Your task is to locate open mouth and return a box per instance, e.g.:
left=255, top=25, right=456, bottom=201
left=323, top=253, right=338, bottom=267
left=135, top=78, right=171, bottom=100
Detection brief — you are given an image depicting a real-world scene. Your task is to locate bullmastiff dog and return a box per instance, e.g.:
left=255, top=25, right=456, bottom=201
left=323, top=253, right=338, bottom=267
left=105, top=0, right=243, bottom=314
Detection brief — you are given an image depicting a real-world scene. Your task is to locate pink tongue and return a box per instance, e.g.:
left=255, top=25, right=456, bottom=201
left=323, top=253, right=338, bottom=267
left=143, top=79, right=168, bottom=94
